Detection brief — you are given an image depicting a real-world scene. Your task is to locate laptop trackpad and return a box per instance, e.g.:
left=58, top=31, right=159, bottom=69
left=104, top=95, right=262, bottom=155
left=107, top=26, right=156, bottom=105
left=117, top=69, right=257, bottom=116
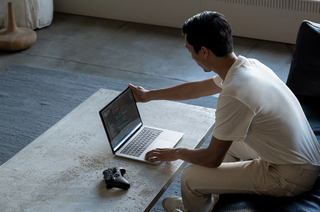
left=149, top=139, right=176, bottom=150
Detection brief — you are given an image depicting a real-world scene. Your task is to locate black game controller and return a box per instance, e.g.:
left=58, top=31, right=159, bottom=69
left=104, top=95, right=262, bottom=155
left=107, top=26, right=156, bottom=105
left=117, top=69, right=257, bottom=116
left=103, top=167, right=130, bottom=190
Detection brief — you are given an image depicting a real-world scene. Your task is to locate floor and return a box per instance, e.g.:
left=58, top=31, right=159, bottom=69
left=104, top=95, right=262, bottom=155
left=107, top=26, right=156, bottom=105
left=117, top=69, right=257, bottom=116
left=0, top=13, right=295, bottom=211
left=0, top=13, right=294, bottom=88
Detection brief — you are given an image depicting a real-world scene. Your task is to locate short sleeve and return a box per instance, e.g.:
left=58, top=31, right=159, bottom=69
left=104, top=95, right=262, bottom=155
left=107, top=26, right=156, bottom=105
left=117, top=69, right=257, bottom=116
left=213, top=75, right=223, bottom=88
left=213, top=95, right=254, bottom=141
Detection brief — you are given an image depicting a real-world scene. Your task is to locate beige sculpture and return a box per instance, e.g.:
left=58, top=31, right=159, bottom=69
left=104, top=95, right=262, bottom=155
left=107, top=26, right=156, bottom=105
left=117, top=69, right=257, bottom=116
left=0, top=2, right=37, bottom=51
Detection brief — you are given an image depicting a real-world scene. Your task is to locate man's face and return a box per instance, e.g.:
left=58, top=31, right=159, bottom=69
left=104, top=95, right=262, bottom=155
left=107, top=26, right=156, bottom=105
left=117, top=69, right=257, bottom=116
left=185, top=38, right=212, bottom=73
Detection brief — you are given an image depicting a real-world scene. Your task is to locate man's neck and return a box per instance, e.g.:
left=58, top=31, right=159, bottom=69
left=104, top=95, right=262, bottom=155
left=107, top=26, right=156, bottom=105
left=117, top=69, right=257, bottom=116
left=212, top=53, right=237, bottom=81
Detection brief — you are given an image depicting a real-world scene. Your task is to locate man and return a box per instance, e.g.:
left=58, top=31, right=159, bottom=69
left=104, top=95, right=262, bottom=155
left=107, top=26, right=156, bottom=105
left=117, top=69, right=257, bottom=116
left=129, top=11, right=320, bottom=212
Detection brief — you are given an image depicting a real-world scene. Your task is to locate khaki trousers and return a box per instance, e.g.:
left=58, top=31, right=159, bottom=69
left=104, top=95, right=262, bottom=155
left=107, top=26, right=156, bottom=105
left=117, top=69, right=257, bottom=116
left=180, top=141, right=320, bottom=212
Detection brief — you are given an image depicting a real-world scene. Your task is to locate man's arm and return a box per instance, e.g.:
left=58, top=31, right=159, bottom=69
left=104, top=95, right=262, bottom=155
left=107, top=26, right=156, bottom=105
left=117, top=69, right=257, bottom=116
left=129, top=77, right=222, bottom=102
left=145, top=136, right=232, bottom=168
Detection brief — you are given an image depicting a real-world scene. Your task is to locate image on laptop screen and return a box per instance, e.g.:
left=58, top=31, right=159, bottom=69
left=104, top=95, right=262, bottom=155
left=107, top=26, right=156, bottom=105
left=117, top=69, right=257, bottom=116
left=100, top=88, right=142, bottom=152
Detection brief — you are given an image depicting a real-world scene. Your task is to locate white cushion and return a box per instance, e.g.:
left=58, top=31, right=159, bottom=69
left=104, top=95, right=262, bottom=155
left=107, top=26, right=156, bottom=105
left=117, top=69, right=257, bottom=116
left=0, top=0, right=53, bottom=29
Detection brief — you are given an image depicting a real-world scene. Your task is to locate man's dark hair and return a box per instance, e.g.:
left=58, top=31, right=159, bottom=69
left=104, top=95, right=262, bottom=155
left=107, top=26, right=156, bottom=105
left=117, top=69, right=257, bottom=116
left=182, top=11, right=233, bottom=57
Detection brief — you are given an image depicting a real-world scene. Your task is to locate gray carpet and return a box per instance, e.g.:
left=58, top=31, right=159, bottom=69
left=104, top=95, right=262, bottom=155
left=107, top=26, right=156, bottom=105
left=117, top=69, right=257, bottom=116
left=0, top=65, right=215, bottom=211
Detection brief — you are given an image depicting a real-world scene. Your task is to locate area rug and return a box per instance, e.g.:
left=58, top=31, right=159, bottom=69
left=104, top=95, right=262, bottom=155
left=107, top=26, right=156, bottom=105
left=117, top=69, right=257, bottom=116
left=0, top=64, right=216, bottom=166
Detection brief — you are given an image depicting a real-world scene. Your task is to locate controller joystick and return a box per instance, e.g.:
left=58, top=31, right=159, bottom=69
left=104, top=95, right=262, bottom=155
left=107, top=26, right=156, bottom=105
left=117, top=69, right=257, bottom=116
left=103, top=167, right=130, bottom=190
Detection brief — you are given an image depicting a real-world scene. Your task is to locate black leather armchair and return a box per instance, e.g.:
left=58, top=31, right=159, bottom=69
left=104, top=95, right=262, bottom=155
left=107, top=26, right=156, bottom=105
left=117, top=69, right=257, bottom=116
left=213, top=20, right=320, bottom=212
left=287, top=20, right=320, bottom=141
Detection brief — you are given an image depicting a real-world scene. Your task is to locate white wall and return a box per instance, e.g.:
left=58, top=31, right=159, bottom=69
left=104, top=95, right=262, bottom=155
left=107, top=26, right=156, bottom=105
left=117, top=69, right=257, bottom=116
left=53, top=0, right=201, bottom=28
left=204, top=1, right=320, bottom=44
left=53, top=0, right=320, bottom=44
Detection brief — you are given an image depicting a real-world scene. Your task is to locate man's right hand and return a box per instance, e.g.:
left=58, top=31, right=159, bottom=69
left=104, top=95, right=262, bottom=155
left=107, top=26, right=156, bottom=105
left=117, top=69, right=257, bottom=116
left=129, top=83, right=150, bottom=103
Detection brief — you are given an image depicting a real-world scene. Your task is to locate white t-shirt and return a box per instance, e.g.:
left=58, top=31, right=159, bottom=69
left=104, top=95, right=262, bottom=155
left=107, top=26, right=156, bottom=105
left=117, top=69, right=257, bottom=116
left=213, top=56, right=320, bottom=165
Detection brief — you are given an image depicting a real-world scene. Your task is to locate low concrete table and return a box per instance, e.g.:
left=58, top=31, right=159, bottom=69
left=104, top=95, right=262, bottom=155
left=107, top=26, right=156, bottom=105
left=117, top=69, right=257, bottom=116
left=0, top=88, right=215, bottom=212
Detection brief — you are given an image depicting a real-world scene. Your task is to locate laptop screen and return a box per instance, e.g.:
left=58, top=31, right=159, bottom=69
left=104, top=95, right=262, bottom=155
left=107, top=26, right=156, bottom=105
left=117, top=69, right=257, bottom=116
left=100, top=87, right=142, bottom=152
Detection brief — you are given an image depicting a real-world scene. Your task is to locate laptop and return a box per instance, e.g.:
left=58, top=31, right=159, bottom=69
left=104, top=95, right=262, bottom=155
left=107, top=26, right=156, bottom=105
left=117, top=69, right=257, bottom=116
left=99, top=87, right=184, bottom=165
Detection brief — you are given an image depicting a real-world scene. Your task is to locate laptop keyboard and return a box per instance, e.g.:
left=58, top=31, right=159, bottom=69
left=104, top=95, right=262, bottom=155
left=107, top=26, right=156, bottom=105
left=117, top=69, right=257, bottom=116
left=120, top=128, right=162, bottom=157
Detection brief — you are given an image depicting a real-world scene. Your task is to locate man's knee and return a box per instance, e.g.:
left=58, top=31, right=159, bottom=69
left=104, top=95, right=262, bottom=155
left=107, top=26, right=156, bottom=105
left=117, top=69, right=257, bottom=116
left=181, top=165, right=201, bottom=189
left=181, top=165, right=210, bottom=199
left=181, top=165, right=195, bottom=184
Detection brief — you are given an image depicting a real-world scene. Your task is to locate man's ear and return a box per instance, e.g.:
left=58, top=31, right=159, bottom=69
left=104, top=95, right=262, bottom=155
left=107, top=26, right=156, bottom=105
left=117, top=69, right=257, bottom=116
left=201, top=47, right=209, bottom=59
